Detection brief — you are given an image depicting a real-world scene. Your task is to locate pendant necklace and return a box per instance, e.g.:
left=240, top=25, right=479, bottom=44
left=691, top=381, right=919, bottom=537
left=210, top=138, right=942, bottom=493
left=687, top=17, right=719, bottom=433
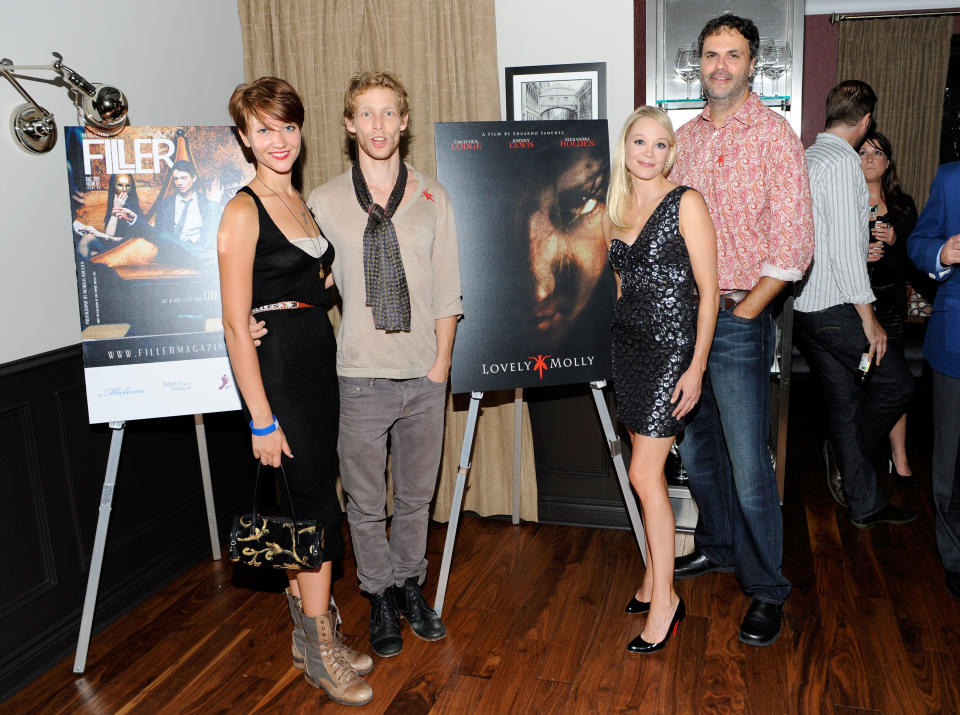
left=256, top=175, right=325, bottom=279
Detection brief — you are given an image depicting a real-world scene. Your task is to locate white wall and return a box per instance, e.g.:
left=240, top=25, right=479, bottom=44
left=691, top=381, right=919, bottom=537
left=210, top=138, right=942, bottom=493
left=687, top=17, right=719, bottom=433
left=495, top=0, right=635, bottom=156
left=0, top=0, right=243, bottom=365
left=806, top=0, right=960, bottom=13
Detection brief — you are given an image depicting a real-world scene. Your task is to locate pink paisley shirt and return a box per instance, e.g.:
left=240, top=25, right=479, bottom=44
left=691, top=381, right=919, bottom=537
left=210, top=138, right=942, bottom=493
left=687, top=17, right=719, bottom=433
left=670, top=93, right=814, bottom=291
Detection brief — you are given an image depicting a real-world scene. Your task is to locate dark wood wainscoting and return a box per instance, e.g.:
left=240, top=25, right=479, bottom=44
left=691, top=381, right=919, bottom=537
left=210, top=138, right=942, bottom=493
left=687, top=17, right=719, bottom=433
left=0, top=346, right=251, bottom=701
left=528, top=383, right=634, bottom=529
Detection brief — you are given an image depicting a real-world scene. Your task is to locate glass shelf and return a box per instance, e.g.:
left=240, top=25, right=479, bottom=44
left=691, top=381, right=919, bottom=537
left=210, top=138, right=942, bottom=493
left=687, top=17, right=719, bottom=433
left=656, top=95, right=791, bottom=110
left=646, top=0, right=805, bottom=135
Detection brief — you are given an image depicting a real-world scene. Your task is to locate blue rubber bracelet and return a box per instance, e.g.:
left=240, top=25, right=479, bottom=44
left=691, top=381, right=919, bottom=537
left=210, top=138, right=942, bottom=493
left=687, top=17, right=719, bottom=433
left=250, top=416, right=279, bottom=436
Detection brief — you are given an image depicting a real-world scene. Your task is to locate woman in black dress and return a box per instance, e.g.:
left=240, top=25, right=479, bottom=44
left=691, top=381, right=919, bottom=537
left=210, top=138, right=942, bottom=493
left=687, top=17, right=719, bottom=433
left=603, top=107, right=718, bottom=654
left=860, top=130, right=918, bottom=485
left=219, top=77, right=372, bottom=706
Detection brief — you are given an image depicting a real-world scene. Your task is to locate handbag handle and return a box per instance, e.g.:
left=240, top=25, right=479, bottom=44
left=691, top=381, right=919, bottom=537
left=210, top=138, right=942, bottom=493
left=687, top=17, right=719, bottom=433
left=251, top=463, right=303, bottom=527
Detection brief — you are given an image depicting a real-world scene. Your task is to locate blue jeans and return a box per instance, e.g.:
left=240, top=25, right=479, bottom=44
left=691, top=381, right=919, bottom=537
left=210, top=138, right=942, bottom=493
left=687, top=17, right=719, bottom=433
left=676, top=307, right=791, bottom=604
left=795, top=304, right=914, bottom=519
left=932, top=369, right=960, bottom=572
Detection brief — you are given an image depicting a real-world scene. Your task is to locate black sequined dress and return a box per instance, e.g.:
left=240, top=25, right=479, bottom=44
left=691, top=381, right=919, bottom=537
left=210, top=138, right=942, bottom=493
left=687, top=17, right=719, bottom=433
left=609, top=186, right=697, bottom=437
left=236, top=186, right=343, bottom=562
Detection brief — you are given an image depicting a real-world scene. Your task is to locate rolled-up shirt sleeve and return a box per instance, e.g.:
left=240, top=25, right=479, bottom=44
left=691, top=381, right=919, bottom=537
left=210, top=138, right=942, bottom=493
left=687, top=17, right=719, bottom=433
left=431, top=184, right=463, bottom=319
left=761, top=122, right=815, bottom=282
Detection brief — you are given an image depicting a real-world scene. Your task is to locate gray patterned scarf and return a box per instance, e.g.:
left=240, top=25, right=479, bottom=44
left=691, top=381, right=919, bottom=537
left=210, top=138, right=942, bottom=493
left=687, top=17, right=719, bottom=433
left=352, top=162, right=411, bottom=332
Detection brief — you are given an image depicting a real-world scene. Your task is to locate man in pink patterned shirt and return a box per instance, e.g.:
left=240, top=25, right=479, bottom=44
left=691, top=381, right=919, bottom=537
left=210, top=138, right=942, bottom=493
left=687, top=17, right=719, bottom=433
left=668, top=14, right=814, bottom=647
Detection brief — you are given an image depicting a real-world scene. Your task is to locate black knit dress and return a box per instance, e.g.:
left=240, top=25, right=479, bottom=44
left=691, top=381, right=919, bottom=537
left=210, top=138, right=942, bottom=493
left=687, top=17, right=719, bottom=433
left=237, top=186, right=342, bottom=562
left=609, top=186, right=698, bottom=438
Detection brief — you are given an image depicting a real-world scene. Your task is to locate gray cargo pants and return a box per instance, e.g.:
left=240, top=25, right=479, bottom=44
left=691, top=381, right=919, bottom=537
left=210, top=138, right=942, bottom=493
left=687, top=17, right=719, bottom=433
left=337, top=376, right=447, bottom=595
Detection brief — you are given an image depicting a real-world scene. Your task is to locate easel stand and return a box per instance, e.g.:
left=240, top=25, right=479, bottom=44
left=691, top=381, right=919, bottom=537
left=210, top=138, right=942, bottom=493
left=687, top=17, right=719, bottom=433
left=72, top=414, right=221, bottom=674
left=433, top=380, right=648, bottom=616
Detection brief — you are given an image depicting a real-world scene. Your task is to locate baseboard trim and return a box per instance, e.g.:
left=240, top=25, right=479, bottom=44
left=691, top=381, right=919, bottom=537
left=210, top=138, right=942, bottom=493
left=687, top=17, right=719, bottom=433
left=0, top=533, right=213, bottom=703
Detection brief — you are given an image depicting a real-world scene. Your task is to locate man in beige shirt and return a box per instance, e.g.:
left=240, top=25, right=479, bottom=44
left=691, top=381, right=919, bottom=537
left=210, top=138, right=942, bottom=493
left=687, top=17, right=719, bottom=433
left=307, top=71, right=461, bottom=658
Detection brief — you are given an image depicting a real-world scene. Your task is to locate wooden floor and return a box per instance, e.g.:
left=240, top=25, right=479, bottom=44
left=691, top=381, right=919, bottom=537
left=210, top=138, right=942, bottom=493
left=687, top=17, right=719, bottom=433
left=5, top=380, right=960, bottom=714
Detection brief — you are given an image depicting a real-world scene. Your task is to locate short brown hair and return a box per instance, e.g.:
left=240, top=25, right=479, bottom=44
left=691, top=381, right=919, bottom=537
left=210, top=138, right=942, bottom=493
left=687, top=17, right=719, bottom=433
left=343, top=71, right=410, bottom=121
left=825, top=80, right=876, bottom=128
left=228, top=77, right=304, bottom=134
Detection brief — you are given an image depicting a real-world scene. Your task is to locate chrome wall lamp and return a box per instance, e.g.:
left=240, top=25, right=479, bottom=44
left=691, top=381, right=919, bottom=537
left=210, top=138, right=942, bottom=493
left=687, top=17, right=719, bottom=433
left=0, top=51, right=129, bottom=155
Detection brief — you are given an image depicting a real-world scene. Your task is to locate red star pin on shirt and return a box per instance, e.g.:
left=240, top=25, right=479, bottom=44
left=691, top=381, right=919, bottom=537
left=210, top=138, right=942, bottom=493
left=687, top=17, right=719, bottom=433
left=422, top=189, right=435, bottom=202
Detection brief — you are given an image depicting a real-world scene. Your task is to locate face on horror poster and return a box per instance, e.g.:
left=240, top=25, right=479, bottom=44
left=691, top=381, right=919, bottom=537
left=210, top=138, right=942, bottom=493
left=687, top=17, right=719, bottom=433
left=436, top=120, right=615, bottom=393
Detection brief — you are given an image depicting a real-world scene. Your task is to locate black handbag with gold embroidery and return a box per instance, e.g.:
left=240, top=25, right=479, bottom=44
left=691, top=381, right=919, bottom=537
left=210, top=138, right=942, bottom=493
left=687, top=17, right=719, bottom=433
left=228, top=465, right=325, bottom=570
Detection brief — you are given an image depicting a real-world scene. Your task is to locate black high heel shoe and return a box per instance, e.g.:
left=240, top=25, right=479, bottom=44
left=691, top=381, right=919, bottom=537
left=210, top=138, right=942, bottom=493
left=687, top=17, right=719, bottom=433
left=625, top=596, right=650, bottom=614
left=626, top=597, right=685, bottom=654
left=888, top=458, right=917, bottom=488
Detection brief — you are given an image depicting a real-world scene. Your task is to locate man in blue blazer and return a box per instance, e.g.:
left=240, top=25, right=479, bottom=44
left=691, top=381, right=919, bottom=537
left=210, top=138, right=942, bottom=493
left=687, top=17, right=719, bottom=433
left=908, top=161, right=960, bottom=601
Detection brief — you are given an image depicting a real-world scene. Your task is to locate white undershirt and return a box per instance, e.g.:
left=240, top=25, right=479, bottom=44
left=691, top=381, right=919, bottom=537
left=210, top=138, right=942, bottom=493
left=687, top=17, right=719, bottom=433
left=289, top=235, right=329, bottom=258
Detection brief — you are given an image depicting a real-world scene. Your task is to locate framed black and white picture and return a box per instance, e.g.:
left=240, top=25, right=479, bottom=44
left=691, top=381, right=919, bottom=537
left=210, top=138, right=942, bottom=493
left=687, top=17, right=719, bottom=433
left=505, top=62, right=606, bottom=121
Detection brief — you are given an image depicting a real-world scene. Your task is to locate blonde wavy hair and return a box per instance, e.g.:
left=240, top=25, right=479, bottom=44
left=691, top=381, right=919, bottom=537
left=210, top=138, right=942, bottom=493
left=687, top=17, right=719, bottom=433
left=606, top=106, right=676, bottom=230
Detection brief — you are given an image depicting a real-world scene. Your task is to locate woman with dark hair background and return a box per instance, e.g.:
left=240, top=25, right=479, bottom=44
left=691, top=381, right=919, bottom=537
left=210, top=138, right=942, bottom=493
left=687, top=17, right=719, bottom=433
left=860, top=129, right=919, bottom=485
left=103, top=173, right=143, bottom=238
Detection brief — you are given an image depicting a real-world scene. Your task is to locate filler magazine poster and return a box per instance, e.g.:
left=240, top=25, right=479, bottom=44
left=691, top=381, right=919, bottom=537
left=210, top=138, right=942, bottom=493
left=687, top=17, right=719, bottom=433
left=435, top=120, right=615, bottom=393
left=65, top=125, right=253, bottom=423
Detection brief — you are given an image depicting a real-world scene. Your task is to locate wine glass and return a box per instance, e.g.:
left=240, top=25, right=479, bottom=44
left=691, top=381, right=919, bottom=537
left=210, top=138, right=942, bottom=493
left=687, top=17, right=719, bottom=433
left=689, top=42, right=702, bottom=97
left=674, top=46, right=699, bottom=100
left=755, top=37, right=775, bottom=96
left=763, top=41, right=791, bottom=97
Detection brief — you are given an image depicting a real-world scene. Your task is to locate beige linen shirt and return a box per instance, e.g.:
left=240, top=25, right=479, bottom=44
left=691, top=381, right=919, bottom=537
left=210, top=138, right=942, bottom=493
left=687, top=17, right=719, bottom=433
left=307, top=164, right=462, bottom=378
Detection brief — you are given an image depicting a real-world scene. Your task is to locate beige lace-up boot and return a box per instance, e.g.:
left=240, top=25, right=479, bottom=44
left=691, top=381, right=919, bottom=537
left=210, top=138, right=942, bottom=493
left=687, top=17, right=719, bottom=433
left=329, top=603, right=374, bottom=674
left=286, top=590, right=373, bottom=674
left=301, top=610, right=373, bottom=706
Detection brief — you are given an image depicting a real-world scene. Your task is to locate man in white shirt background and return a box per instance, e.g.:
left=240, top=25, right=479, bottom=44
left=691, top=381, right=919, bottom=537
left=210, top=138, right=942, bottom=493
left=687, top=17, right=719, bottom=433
left=795, top=80, right=916, bottom=529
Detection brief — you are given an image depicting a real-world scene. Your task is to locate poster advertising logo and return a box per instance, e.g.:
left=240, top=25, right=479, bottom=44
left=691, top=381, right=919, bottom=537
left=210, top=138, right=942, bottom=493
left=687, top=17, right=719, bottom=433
left=436, top=120, right=614, bottom=393
left=65, top=126, right=251, bottom=423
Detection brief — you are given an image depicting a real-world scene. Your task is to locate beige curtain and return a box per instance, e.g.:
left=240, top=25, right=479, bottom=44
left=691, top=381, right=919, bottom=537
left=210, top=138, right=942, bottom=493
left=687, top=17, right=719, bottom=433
left=237, top=0, right=539, bottom=522
left=838, top=16, right=953, bottom=210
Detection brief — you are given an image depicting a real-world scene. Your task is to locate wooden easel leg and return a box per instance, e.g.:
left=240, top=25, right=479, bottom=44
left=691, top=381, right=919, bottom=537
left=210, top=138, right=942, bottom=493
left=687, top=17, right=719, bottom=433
left=589, top=381, right=648, bottom=564
left=73, top=420, right=125, bottom=674
left=434, top=391, right=484, bottom=617
left=194, top=414, right=221, bottom=560
left=512, top=387, right=523, bottom=525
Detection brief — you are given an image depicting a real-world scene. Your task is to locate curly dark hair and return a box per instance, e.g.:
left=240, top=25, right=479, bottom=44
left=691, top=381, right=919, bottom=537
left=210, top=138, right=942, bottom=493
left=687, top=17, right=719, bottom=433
left=698, top=14, right=760, bottom=60
left=862, top=130, right=913, bottom=216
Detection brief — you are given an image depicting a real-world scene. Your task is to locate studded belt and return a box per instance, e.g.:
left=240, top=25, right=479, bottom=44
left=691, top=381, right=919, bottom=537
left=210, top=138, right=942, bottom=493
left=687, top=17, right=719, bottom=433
left=251, top=301, right=316, bottom=315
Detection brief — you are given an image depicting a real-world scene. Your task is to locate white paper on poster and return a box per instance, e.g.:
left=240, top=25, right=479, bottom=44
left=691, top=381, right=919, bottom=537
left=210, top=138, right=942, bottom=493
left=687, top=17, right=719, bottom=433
left=83, top=357, right=240, bottom=424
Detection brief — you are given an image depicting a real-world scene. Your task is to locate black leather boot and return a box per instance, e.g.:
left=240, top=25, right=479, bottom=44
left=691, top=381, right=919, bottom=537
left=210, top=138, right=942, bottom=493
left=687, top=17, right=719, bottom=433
left=390, top=577, right=446, bottom=641
left=365, top=590, right=402, bottom=657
